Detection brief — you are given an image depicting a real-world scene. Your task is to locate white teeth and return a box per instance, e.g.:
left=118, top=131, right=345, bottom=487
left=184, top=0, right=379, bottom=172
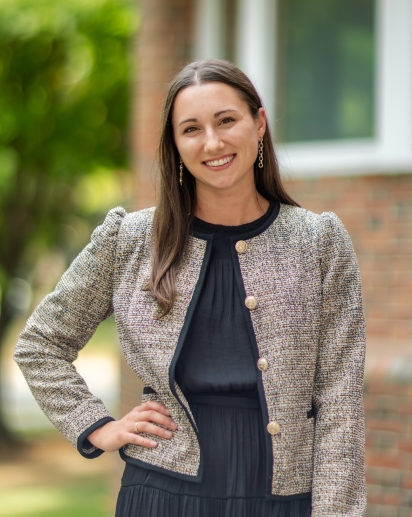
left=205, top=155, right=234, bottom=167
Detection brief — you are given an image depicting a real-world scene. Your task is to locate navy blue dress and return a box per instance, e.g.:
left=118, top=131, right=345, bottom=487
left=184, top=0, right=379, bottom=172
left=115, top=202, right=312, bottom=517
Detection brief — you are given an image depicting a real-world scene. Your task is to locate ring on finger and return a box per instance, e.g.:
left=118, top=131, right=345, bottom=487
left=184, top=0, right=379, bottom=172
left=134, top=422, right=140, bottom=434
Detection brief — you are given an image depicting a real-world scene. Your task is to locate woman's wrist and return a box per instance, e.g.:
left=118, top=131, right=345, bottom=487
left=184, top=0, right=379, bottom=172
left=88, top=420, right=116, bottom=450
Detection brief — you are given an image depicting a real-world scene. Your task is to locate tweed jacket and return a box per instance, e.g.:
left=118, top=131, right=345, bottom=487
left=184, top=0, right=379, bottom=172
left=14, top=203, right=366, bottom=516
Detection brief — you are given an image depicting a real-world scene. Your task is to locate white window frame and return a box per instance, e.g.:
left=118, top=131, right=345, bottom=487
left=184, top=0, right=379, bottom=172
left=193, top=0, right=224, bottom=61
left=193, top=0, right=412, bottom=178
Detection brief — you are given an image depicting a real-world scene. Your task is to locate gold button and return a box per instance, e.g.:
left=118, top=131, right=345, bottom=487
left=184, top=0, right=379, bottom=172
left=257, top=357, right=268, bottom=371
left=245, top=296, right=257, bottom=310
left=235, top=240, right=247, bottom=254
left=267, top=421, right=281, bottom=435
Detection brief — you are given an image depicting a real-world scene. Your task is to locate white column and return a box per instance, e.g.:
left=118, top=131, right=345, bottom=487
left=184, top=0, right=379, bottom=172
left=236, top=0, right=276, bottom=126
left=376, top=0, right=412, bottom=162
left=193, top=0, right=224, bottom=60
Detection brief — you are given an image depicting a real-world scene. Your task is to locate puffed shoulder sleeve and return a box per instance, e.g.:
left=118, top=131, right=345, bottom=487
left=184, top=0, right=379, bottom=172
left=14, top=207, right=126, bottom=458
left=312, top=212, right=367, bottom=517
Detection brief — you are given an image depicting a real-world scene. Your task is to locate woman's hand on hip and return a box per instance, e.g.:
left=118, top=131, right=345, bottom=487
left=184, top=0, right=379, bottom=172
left=87, top=401, right=177, bottom=452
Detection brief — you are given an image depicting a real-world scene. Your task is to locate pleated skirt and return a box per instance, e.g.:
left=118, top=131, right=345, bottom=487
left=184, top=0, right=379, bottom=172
left=116, top=395, right=312, bottom=517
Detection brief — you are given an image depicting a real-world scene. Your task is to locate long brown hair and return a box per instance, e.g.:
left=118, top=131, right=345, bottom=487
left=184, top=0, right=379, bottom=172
left=146, top=59, right=299, bottom=315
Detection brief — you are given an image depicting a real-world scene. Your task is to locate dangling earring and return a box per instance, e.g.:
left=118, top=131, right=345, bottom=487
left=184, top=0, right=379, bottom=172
left=179, top=157, right=183, bottom=186
left=258, top=139, right=264, bottom=169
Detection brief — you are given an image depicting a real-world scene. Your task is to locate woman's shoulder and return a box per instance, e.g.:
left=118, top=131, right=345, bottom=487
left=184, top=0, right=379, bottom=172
left=95, top=205, right=154, bottom=235
left=105, top=206, right=155, bottom=248
left=119, top=206, right=156, bottom=232
left=278, top=203, right=346, bottom=233
left=278, top=203, right=354, bottom=256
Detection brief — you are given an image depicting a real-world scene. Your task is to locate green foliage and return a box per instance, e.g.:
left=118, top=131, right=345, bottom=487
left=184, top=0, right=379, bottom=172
left=0, top=0, right=138, bottom=318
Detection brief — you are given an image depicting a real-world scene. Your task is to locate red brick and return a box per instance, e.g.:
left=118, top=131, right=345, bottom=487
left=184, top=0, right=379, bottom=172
left=367, top=420, right=405, bottom=433
left=363, top=397, right=378, bottom=412
left=367, top=492, right=385, bottom=505
left=399, top=441, right=412, bottom=453
left=400, top=403, right=412, bottom=416
left=366, top=451, right=404, bottom=469
left=401, top=476, right=412, bottom=490
left=380, top=470, right=402, bottom=488
left=379, top=395, right=409, bottom=412
left=367, top=382, right=409, bottom=397
left=365, top=472, right=377, bottom=485
left=382, top=492, right=403, bottom=506
left=365, top=432, right=378, bottom=448
left=394, top=320, right=412, bottom=340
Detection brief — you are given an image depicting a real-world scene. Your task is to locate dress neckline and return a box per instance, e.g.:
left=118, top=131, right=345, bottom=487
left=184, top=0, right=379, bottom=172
left=193, top=200, right=280, bottom=239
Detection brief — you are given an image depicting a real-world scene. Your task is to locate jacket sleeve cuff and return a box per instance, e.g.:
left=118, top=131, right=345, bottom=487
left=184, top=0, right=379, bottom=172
left=76, top=416, right=115, bottom=459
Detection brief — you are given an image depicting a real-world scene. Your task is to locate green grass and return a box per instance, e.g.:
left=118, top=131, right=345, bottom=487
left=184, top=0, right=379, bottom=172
left=0, top=477, right=112, bottom=517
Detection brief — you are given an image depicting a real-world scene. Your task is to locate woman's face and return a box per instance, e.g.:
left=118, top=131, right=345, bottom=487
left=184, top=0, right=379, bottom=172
left=172, top=82, right=266, bottom=194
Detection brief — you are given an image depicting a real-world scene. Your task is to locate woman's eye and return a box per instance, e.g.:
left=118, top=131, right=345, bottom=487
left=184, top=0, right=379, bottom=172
left=221, top=117, right=235, bottom=125
left=184, top=126, right=197, bottom=134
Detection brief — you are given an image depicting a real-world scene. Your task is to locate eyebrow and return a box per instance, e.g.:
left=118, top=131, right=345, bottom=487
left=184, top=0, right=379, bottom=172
left=178, top=109, right=237, bottom=127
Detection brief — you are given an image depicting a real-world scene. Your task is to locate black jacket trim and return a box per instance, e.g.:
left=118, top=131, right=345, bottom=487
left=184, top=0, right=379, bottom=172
left=77, top=416, right=115, bottom=459
left=119, top=449, right=203, bottom=483
left=168, top=236, right=214, bottom=483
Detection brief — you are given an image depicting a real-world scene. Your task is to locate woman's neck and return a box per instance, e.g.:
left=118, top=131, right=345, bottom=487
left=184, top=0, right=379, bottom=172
left=194, top=187, right=270, bottom=226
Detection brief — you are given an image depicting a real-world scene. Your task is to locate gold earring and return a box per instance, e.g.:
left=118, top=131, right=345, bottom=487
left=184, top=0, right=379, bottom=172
left=258, top=139, right=264, bottom=169
left=179, top=158, right=183, bottom=186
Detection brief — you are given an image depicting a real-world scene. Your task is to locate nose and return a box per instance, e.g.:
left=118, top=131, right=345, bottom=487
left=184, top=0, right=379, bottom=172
left=204, top=128, right=224, bottom=154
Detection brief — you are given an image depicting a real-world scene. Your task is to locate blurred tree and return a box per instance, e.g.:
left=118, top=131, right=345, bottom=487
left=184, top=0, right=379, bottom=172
left=0, top=0, right=138, bottom=447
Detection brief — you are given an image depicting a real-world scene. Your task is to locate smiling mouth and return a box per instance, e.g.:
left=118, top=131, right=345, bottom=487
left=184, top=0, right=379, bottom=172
left=204, top=154, right=235, bottom=167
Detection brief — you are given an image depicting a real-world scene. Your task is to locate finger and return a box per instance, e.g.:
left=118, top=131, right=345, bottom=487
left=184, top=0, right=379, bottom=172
left=134, top=421, right=174, bottom=439
left=138, top=401, right=171, bottom=416
left=136, top=410, right=177, bottom=430
left=126, top=432, right=158, bottom=449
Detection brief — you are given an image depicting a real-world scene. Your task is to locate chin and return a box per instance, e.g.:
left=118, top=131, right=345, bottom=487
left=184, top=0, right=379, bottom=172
left=197, top=172, right=246, bottom=191
left=210, top=180, right=237, bottom=191
left=210, top=174, right=240, bottom=189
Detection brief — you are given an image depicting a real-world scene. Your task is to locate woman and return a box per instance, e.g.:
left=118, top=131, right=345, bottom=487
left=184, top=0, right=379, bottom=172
left=15, top=59, right=366, bottom=517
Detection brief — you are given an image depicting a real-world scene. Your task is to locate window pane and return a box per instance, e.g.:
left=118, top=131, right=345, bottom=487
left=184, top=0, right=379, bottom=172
left=276, top=0, right=375, bottom=142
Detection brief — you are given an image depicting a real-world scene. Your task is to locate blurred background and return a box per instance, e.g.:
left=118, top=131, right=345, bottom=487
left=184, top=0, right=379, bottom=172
left=0, top=0, right=411, bottom=516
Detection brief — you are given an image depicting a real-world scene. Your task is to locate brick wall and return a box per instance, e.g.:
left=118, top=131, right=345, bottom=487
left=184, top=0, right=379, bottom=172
left=131, top=0, right=194, bottom=211
left=364, top=374, right=412, bottom=517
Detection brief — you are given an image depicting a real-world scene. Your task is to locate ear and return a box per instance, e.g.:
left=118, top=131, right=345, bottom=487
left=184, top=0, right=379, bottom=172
left=256, top=107, right=267, bottom=139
